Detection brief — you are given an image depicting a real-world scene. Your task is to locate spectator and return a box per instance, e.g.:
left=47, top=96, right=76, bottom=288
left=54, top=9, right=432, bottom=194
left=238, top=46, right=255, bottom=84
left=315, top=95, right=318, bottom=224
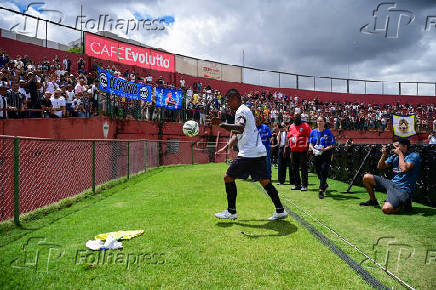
left=360, top=138, right=421, bottom=214
left=45, top=74, right=59, bottom=93
left=0, top=86, right=7, bottom=118
left=277, top=122, right=293, bottom=185
left=309, top=116, right=336, bottom=199
left=63, top=55, right=71, bottom=73
left=5, top=83, right=24, bottom=118
left=78, top=57, right=86, bottom=74
left=256, top=116, right=273, bottom=180
left=41, top=91, right=53, bottom=118
left=428, top=131, right=436, bottom=144
left=288, top=113, right=312, bottom=191
left=270, top=127, right=279, bottom=167
left=75, top=77, right=86, bottom=95
left=0, top=50, right=9, bottom=68
left=25, top=72, right=42, bottom=118
left=65, top=84, right=75, bottom=117
left=72, top=93, right=84, bottom=117
left=50, top=89, right=66, bottom=118
left=53, top=55, right=60, bottom=70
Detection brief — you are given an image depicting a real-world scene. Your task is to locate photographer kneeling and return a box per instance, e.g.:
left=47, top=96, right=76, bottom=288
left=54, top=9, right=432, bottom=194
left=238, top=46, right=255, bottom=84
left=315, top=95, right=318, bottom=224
left=360, top=138, right=421, bottom=214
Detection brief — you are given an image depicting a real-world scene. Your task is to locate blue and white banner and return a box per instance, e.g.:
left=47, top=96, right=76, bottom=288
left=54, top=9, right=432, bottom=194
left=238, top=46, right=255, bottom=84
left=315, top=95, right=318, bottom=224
left=155, top=87, right=183, bottom=110
left=98, top=67, right=151, bottom=101
left=392, top=114, right=416, bottom=138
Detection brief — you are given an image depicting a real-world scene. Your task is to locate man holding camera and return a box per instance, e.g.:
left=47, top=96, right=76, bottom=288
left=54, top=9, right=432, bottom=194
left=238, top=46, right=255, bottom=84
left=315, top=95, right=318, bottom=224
left=360, top=138, right=421, bottom=214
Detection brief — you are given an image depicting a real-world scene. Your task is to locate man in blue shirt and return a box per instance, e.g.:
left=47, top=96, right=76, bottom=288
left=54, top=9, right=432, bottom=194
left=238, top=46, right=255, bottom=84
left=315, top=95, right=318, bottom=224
left=360, top=138, right=421, bottom=214
left=256, top=116, right=273, bottom=180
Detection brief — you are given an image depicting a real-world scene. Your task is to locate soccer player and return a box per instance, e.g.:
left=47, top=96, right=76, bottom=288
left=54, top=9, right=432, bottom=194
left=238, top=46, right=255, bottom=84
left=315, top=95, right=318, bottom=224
left=209, top=89, right=288, bottom=220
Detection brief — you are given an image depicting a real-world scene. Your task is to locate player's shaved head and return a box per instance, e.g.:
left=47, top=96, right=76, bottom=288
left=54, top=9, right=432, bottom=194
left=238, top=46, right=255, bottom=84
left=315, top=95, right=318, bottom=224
left=226, top=88, right=242, bottom=112
left=225, top=89, right=241, bottom=100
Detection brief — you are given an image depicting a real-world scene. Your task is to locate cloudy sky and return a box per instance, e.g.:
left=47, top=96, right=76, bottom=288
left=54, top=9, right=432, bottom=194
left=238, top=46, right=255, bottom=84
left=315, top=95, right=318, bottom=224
left=1, top=0, right=435, bottom=94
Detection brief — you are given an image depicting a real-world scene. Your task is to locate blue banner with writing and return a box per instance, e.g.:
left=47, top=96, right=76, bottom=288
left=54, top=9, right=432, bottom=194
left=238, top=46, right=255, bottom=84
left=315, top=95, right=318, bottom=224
left=98, top=67, right=151, bottom=101
left=155, top=87, right=183, bottom=110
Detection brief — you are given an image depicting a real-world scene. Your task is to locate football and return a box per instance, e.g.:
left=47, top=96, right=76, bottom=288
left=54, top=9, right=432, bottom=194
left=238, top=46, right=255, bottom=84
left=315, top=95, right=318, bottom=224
left=183, top=120, right=199, bottom=137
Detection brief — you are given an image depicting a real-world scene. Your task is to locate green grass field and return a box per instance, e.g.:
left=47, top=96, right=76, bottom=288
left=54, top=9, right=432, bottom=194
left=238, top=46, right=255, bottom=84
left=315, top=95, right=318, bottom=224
left=0, top=163, right=435, bottom=289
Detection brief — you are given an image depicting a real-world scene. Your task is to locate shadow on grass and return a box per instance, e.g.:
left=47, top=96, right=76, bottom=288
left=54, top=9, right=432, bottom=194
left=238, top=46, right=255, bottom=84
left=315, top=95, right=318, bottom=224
left=338, top=190, right=367, bottom=194
left=326, top=191, right=360, bottom=200
left=397, top=207, right=436, bottom=217
left=215, top=219, right=297, bottom=238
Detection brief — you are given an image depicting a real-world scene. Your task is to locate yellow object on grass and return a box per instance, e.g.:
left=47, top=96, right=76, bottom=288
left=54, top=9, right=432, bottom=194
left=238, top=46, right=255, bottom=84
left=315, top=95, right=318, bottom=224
left=95, top=230, right=144, bottom=241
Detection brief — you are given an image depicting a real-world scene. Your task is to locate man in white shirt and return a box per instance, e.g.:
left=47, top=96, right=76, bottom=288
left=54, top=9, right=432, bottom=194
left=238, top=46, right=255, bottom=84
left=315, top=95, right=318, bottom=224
left=65, top=84, right=75, bottom=117
left=428, top=131, right=436, bottom=144
left=0, top=87, right=7, bottom=118
left=209, top=89, right=288, bottom=220
left=301, top=111, right=309, bottom=122
left=50, top=89, right=66, bottom=118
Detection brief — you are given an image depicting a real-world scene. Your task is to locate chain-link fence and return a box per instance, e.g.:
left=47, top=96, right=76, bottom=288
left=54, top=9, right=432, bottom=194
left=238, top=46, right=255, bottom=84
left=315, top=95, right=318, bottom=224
left=0, top=135, right=237, bottom=224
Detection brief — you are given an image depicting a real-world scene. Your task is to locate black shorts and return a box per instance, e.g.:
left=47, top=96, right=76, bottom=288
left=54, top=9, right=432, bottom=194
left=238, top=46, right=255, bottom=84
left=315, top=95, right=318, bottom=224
left=373, top=175, right=410, bottom=208
left=226, top=156, right=268, bottom=181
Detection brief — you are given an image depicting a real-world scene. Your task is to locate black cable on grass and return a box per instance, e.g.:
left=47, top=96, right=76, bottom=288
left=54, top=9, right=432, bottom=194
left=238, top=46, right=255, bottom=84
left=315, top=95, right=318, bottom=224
left=251, top=182, right=391, bottom=290
left=285, top=206, right=389, bottom=290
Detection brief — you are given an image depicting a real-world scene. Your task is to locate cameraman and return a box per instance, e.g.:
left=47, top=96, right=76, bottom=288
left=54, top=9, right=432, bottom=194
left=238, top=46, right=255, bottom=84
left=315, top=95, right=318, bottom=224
left=360, top=138, right=421, bottom=214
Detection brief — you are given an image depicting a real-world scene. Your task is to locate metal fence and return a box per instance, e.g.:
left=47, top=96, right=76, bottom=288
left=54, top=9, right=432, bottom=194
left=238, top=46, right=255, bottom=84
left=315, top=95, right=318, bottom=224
left=0, top=135, right=237, bottom=224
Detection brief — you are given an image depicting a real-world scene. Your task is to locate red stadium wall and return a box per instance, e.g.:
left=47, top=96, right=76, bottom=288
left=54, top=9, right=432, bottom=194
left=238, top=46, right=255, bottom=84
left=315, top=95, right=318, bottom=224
left=1, top=116, right=118, bottom=139
left=0, top=117, right=431, bottom=144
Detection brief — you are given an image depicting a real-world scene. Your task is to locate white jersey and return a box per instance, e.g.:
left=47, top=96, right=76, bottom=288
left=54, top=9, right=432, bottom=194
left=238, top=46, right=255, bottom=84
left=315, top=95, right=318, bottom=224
left=235, top=104, right=266, bottom=157
left=51, top=97, right=66, bottom=118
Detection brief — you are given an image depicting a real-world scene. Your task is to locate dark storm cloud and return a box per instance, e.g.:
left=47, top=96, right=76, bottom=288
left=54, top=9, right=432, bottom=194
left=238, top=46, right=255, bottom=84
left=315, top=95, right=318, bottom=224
left=2, top=0, right=435, bottom=83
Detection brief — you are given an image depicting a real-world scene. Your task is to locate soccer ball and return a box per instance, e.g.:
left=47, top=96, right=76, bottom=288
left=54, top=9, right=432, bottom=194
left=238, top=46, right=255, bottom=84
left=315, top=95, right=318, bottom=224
left=183, top=120, right=199, bottom=137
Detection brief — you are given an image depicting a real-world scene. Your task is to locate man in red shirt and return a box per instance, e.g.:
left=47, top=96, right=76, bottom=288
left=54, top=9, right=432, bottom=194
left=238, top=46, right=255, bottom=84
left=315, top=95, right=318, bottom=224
left=288, top=113, right=312, bottom=191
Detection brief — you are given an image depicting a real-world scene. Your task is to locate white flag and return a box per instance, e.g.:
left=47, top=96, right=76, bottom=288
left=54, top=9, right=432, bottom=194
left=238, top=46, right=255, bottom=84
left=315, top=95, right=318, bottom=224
left=392, top=114, right=416, bottom=138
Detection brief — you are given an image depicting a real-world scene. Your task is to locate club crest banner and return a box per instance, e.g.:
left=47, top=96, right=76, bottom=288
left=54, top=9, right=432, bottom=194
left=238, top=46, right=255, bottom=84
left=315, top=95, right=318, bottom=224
left=98, top=67, right=151, bottom=101
left=392, top=114, right=416, bottom=138
left=155, top=87, right=183, bottom=110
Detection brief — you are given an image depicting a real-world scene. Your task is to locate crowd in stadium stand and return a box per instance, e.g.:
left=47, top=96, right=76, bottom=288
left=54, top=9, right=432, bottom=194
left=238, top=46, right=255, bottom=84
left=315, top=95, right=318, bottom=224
left=1, top=48, right=435, bottom=134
